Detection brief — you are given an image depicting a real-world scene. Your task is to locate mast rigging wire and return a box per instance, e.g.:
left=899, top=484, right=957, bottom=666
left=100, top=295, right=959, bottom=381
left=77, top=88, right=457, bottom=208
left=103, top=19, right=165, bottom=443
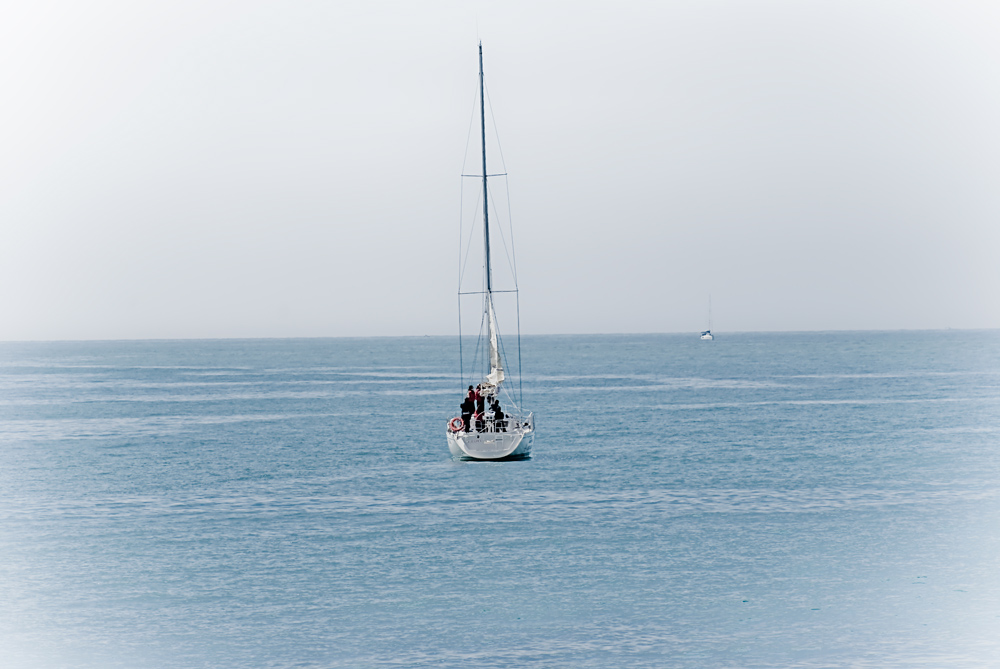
left=486, top=82, right=523, bottom=405
left=486, top=181, right=517, bottom=284
left=457, top=81, right=480, bottom=389
left=458, top=187, right=481, bottom=288
left=455, top=54, right=526, bottom=413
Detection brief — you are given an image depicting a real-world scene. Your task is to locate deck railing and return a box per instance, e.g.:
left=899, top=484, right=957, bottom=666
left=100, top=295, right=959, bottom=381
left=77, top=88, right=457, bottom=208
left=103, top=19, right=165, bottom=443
left=449, top=412, right=532, bottom=434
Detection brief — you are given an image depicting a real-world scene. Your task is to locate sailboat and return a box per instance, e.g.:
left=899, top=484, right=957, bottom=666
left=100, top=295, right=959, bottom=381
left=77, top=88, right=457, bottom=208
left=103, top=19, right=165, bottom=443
left=446, top=44, right=534, bottom=460
left=700, top=296, right=714, bottom=340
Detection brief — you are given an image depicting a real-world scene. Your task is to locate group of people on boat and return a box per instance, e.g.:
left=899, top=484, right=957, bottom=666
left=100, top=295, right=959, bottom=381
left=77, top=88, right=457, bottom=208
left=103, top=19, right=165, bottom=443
left=458, top=384, right=507, bottom=433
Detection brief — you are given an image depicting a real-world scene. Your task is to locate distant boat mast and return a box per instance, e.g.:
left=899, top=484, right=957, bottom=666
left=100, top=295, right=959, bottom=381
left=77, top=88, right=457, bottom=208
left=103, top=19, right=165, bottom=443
left=701, top=295, right=714, bottom=340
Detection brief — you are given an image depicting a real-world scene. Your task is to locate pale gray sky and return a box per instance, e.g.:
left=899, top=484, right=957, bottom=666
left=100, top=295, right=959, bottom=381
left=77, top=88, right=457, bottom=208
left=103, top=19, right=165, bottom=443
left=2, top=0, right=998, bottom=340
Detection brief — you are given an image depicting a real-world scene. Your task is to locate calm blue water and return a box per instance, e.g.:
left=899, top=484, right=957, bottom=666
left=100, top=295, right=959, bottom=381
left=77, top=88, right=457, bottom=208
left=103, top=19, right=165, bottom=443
left=2, top=331, right=999, bottom=667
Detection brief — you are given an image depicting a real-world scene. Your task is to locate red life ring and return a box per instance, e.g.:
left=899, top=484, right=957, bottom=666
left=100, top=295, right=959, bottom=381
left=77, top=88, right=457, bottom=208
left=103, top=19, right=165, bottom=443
left=448, top=417, right=464, bottom=432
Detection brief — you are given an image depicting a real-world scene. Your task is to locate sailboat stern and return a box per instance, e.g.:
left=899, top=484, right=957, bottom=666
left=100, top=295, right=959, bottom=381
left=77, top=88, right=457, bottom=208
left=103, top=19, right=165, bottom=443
left=446, top=416, right=534, bottom=460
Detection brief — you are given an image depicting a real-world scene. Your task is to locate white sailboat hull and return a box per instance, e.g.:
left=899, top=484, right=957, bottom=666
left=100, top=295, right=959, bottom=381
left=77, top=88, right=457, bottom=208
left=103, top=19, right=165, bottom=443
left=447, top=425, right=534, bottom=460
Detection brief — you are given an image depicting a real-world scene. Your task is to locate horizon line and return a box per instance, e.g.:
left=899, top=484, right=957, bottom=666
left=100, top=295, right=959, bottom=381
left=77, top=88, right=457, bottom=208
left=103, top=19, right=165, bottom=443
left=1, top=327, right=996, bottom=345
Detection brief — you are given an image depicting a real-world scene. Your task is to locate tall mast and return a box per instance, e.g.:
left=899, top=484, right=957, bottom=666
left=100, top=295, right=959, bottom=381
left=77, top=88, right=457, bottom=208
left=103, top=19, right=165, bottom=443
left=479, top=43, right=493, bottom=295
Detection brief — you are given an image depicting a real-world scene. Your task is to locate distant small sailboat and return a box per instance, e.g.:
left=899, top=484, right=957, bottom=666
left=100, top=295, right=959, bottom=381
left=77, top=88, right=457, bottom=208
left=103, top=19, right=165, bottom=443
left=446, top=44, right=534, bottom=460
left=700, top=296, right=714, bottom=340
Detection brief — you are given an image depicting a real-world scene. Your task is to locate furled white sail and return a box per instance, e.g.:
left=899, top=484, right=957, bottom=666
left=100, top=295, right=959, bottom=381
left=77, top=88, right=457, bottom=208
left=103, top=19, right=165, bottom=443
left=485, top=298, right=505, bottom=388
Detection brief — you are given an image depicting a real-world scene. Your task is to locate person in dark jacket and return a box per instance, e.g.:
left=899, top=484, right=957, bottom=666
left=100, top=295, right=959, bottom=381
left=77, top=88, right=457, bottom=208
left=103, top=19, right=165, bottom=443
left=492, top=400, right=506, bottom=432
left=460, top=396, right=474, bottom=432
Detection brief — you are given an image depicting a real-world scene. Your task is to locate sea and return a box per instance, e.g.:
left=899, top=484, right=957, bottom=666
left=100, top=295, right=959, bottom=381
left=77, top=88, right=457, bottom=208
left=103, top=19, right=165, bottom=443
left=1, top=331, right=999, bottom=668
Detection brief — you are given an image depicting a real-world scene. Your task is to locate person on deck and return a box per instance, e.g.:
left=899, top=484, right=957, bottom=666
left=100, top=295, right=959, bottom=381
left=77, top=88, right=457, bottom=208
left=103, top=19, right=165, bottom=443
left=492, top=400, right=506, bottom=432
left=460, top=396, right=474, bottom=433
left=475, top=385, right=486, bottom=416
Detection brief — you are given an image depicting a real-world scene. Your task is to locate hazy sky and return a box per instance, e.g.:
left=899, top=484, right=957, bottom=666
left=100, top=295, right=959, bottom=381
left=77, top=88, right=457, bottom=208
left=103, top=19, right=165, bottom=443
left=2, top=0, right=998, bottom=340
